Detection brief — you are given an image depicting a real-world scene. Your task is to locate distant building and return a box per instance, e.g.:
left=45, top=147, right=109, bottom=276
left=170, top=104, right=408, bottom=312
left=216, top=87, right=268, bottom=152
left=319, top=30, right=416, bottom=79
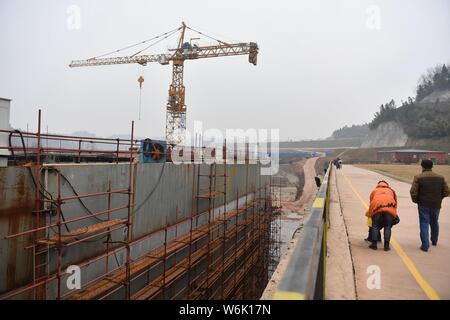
left=377, top=149, right=448, bottom=165
left=0, top=97, right=12, bottom=167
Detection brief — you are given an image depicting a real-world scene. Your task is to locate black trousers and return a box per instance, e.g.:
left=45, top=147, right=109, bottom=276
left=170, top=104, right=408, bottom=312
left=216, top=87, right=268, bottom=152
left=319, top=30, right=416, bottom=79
left=371, top=212, right=394, bottom=244
left=367, top=227, right=381, bottom=242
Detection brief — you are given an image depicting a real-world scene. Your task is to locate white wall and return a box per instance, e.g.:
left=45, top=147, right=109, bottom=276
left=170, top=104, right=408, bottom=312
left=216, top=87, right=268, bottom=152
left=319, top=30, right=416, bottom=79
left=0, top=98, right=12, bottom=157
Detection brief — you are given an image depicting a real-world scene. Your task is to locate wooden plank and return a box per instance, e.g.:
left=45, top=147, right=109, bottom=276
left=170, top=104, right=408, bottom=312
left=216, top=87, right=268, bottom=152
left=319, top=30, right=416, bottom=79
left=37, top=219, right=126, bottom=245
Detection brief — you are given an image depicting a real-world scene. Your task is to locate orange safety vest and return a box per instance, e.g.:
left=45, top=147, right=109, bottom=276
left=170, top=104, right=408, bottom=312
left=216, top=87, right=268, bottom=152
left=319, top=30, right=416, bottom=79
left=367, top=182, right=398, bottom=217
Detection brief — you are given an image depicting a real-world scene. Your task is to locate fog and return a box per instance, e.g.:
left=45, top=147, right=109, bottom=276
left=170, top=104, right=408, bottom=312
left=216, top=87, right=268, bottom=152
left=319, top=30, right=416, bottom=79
left=1, top=0, right=449, bottom=140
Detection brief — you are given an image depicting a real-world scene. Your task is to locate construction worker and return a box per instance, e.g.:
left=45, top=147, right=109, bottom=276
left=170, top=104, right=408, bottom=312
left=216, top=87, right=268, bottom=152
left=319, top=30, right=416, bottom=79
left=333, top=158, right=342, bottom=170
left=367, top=180, right=399, bottom=251
left=410, top=159, right=450, bottom=252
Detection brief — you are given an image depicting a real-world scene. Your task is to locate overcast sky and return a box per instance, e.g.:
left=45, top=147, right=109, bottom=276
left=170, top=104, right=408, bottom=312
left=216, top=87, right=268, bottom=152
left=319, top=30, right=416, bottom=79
left=1, top=0, right=449, bottom=140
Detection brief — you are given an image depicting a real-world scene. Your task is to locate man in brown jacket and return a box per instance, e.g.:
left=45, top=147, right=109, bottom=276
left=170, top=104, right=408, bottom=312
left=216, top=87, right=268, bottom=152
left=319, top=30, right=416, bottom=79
left=410, top=159, right=450, bottom=252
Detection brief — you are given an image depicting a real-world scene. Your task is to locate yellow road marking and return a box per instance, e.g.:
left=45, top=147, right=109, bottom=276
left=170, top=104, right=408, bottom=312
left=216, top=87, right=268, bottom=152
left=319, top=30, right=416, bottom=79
left=340, top=170, right=440, bottom=300
left=273, top=291, right=305, bottom=300
left=312, top=198, right=325, bottom=208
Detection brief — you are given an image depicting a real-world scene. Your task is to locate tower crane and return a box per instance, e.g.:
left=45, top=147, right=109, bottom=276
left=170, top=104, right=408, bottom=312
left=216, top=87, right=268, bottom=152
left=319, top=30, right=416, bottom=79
left=69, top=22, right=258, bottom=145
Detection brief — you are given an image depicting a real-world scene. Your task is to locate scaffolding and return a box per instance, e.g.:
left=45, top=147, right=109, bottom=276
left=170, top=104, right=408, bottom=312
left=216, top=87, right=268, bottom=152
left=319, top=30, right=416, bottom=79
left=0, top=110, right=137, bottom=300
left=0, top=111, right=280, bottom=300
left=269, top=177, right=282, bottom=276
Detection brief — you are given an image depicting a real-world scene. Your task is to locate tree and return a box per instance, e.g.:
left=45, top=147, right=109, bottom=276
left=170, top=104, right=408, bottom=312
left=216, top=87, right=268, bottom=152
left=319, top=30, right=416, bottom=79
left=416, top=63, right=450, bottom=101
left=369, top=99, right=398, bottom=129
left=441, top=64, right=450, bottom=88
left=369, top=63, right=450, bottom=137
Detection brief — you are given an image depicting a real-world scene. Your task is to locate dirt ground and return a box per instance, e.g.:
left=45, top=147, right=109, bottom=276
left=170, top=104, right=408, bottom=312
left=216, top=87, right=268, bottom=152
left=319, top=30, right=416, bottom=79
left=277, top=160, right=306, bottom=202
left=261, top=157, right=319, bottom=299
left=281, top=158, right=318, bottom=213
left=355, top=164, right=450, bottom=183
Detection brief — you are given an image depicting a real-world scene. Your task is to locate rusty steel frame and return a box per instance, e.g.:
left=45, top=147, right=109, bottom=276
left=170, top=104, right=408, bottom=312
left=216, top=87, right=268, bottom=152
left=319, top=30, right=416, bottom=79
left=0, top=127, right=137, bottom=164
left=1, top=110, right=136, bottom=300
left=1, top=114, right=279, bottom=300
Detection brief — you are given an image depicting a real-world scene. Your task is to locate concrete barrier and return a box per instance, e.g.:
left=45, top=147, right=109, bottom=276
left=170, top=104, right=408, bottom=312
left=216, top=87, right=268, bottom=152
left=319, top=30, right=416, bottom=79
left=274, top=163, right=332, bottom=300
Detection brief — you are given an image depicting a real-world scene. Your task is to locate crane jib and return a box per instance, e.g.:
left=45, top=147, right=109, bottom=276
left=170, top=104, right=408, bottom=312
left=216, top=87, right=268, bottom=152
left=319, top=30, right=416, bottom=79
left=69, top=43, right=258, bottom=68
left=69, top=22, right=258, bottom=144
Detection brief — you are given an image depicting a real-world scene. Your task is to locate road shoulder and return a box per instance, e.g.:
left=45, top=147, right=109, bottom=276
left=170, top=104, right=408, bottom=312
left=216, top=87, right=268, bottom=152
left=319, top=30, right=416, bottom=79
left=325, top=167, right=357, bottom=300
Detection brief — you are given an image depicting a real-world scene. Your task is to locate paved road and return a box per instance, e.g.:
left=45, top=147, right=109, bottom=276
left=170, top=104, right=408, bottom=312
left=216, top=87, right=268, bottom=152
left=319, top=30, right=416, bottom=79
left=333, top=165, right=450, bottom=300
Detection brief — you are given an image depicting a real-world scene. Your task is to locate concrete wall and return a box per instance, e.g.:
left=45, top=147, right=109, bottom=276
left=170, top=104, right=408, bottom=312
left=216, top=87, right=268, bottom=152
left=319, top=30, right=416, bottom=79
left=0, top=166, right=34, bottom=296
left=0, top=98, right=12, bottom=164
left=0, top=162, right=270, bottom=299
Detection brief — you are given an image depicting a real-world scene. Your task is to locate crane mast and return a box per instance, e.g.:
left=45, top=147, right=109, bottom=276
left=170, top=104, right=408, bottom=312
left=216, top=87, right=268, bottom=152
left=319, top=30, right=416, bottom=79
left=167, top=22, right=187, bottom=145
left=69, top=22, right=258, bottom=145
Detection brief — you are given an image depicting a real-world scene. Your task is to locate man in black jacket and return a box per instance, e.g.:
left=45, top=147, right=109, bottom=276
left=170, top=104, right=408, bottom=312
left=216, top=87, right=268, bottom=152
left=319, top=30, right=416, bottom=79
left=410, top=159, right=450, bottom=252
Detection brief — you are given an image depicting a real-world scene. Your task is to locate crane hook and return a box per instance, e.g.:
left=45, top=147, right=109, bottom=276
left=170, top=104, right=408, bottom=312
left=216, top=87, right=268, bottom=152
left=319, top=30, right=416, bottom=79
left=138, top=75, right=144, bottom=88
left=138, top=75, right=144, bottom=120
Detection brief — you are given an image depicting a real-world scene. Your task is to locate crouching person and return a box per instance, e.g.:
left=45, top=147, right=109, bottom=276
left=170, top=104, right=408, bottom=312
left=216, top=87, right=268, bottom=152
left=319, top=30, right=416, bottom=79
left=367, top=181, right=399, bottom=251
left=364, top=214, right=381, bottom=243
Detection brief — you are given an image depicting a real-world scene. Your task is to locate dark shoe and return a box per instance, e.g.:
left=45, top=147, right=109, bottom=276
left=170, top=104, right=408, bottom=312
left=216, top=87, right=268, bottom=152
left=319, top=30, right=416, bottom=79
left=420, top=246, right=428, bottom=252
left=369, top=243, right=377, bottom=250
left=365, top=237, right=382, bottom=243
left=384, top=242, right=390, bottom=251
left=432, top=242, right=437, bottom=246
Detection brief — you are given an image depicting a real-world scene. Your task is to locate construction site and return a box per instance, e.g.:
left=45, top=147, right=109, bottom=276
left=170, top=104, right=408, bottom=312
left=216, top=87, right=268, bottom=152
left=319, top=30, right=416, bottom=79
left=2, top=2, right=450, bottom=306
left=0, top=110, right=285, bottom=300
left=0, top=22, right=283, bottom=300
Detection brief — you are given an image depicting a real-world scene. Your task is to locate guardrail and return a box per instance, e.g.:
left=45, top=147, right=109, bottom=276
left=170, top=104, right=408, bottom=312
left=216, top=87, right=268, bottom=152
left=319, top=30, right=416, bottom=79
left=274, top=163, right=332, bottom=300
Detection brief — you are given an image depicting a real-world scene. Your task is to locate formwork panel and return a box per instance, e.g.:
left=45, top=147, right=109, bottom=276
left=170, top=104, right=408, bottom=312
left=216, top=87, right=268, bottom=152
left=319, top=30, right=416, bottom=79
left=0, top=167, right=34, bottom=296
left=0, top=161, right=275, bottom=300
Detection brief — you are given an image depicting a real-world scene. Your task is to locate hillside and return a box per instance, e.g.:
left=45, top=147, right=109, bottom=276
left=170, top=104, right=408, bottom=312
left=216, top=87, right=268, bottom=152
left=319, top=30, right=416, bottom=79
left=335, top=63, right=450, bottom=149
left=368, top=99, right=450, bottom=140
left=280, top=138, right=362, bottom=149
left=361, top=121, right=408, bottom=148
left=331, top=124, right=369, bottom=139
